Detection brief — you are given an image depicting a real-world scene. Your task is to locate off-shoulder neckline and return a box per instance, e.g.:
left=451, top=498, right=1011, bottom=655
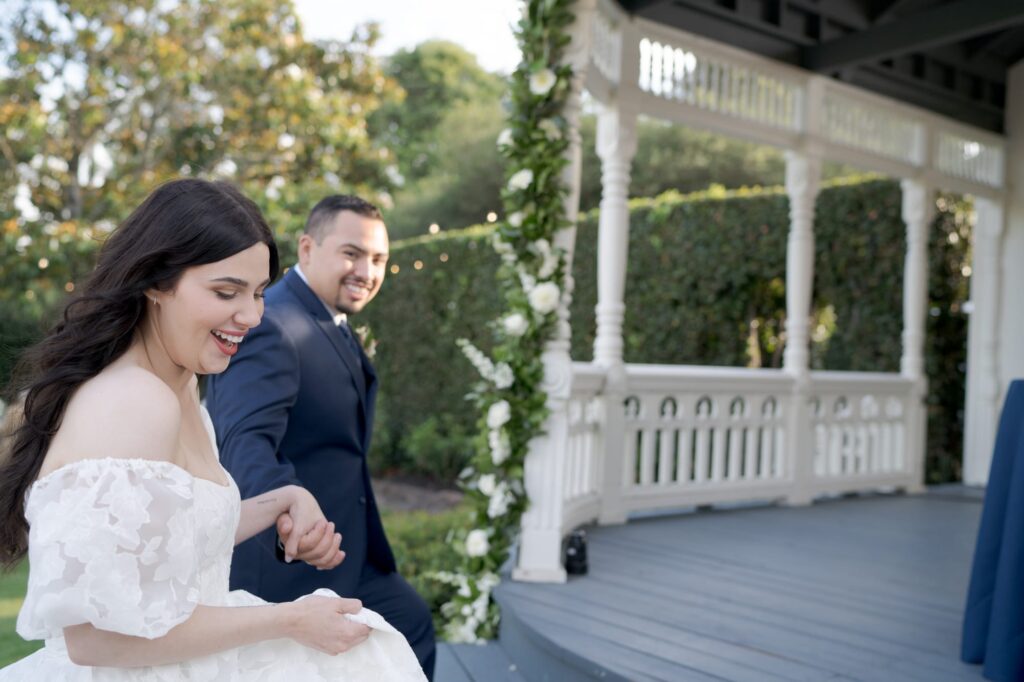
left=32, top=457, right=233, bottom=490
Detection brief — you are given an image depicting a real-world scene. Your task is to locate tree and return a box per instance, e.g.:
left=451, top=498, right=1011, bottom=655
left=385, top=96, right=507, bottom=238
left=372, top=40, right=506, bottom=183
left=0, top=0, right=399, bottom=383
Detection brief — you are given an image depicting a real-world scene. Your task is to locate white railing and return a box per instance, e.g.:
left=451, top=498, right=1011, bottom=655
left=935, top=129, right=1005, bottom=188
left=546, top=364, right=921, bottom=529
left=561, top=364, right=605, bottom=532
left=594, top=13, right=1006, bottom=197
left=808, top=372, right=918, bottom=492
left=636, top=30, right=802, bottom=133
left=820, top=86, right=923, bottom=165
left=615, top=366, right=793, bottom=514
left=589, top=2, right=621, bottom=85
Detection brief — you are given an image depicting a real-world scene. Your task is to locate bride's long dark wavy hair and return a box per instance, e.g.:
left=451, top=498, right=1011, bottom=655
left=0, top=179, right=279, bottom=567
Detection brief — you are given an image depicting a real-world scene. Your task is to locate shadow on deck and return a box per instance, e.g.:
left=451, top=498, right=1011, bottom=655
left=436, top=486, right=986, bottom=681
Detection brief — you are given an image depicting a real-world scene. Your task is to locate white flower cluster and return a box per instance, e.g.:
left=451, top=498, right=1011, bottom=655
left=488, top=428, right=511, bottom=465
left=434, top=570, right=501, bottom=644
left=529, top=68, right=557, bottom=96
left=528, top=281, right=560, bottom=314
left=529, top=238, right=560, bottom=280
left=485, top=400, right=513, bottom=465
left=476, top=474, right=515, bottom=518
left=502, top=313, right=529, bottom=337
left=457, top=340, right=514, bottom=390
left=507, top=168, right=533, bottom=192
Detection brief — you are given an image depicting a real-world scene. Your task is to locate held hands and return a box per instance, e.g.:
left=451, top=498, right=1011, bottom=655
left=282, top=596, right=370, bottom=655
left=278, top=486, right=345, bottom=569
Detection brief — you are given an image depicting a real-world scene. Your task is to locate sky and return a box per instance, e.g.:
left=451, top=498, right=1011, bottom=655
left=293, top=0, right=522, bottom=74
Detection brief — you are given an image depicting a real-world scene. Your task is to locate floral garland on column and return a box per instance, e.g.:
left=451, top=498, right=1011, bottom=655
left=433, top=0, right=577, bottom=643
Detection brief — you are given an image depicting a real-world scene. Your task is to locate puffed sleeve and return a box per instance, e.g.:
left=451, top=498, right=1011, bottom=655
left=16, top=458, right=199, bottom=641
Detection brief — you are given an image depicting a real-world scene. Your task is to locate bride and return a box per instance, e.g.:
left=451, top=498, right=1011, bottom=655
left=0, top=179, right=426, bottom=680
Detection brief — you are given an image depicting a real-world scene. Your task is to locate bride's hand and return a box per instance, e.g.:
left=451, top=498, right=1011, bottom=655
left=281, top=595, right=370, bottom=655
left=280, top=486, right=343, bottom=566
left=277, top=512, right=345, bottom=569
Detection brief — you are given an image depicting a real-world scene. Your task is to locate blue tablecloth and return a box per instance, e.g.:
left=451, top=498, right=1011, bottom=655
left=962, top=379, right=1024, bottom=681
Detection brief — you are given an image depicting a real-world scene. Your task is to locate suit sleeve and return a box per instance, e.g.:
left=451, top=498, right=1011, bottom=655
left=206, top=313, right=303, bottom=499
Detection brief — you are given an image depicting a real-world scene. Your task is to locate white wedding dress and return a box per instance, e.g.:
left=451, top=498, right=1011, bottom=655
left=1, top=417, right=427, bottom=681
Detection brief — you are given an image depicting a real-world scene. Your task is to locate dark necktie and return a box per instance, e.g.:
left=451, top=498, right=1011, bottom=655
left=337, top=321, right=363, bottom=361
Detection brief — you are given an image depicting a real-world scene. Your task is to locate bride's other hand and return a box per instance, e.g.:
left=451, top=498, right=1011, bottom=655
left=280, top=485, right=331, bottom=562
left=277, top=513, right=345, bottom=569
left=282, top=595, right=370, bottom=655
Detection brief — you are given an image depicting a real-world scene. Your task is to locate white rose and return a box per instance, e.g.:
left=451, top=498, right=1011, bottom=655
left=507, top=211, right=524, bottom=228
left=489, top=430, right=511, bottom=465
left=503, top=313, right=529, bottom=337
left=497, top=128, right=514, bottom=148
left=528, top=281, right=561, bottom=314
left=492, top=362, right=514, bottom=389
left=465, top=529, right=489, bottom=557
left=507, top=168, right=533, bottom=191
left=486, top=400, right=511, bottom=429
left=477, top=473, right=497, bottom=497
left=529, top=68, right=557, bottom=96
left=538, top=118, right=561, bottom=140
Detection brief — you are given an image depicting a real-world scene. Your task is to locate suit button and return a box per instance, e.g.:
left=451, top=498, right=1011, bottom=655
left=358, top=496, right=367, bottom=505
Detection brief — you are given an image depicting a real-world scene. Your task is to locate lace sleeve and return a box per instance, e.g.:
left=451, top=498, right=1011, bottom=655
left=16, top=459, right=200, bottom=641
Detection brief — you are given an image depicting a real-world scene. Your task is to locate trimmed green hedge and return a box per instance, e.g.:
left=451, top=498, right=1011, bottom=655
left=357, top=178, right=969, bottom=484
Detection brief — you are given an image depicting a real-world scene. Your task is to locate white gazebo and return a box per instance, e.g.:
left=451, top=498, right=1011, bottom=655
left=513, top=0, right=1024, bottom=582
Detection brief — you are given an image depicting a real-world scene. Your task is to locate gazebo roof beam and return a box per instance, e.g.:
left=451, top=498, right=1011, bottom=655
left=619, top=0, right=673, bottom=13
left=869, top=0, right=939, bottom=24
left=802, top=0, right=1024, bottom=72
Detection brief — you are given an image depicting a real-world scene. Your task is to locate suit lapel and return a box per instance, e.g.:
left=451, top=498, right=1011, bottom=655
left=283, top=270, right=368, bottom=403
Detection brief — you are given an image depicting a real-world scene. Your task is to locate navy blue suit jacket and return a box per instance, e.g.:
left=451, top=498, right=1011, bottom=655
left=206, top=269, right=395, bottom=601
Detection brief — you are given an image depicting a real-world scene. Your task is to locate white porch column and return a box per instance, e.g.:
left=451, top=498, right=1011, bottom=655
left=995, top=62, right=1024, bottom=479
left=963, top=198, right=1006, bottom=485
left=782, top=151, right=820, bottom=506
left=900, top=179, right=933, bottom=493
left=593, top=104, right=637, bottom=525
left=515, top=0, right=597, bottom=584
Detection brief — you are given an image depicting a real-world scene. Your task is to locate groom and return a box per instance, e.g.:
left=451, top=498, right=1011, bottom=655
left=206, top=195, right=435, bottom=678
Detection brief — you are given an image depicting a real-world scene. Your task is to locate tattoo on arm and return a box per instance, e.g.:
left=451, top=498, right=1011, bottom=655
left=257, top=497, right=277, bottom=505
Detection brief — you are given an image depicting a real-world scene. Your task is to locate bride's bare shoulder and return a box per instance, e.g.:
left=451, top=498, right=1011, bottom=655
left=46, top=366, right=182, bottom=468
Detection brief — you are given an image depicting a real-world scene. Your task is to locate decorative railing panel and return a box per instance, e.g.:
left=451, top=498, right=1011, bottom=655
left=820, top=87, right=922, bottom=165
left=636, top=34, right=802, bottom=132
left=935, top=131, right=1005, bottom=189
left=589, top=7, right=621, bottom=84
left=623, top=391, right=786, bottom=490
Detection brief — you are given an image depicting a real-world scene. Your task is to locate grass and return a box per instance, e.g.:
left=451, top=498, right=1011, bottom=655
left=0, top=504, right=470, bottom=665
left=0, top=562, right=42, bottom=666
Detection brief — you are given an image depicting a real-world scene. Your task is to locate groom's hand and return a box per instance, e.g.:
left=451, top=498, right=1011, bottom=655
left=277, top=514, right=346, bottom=570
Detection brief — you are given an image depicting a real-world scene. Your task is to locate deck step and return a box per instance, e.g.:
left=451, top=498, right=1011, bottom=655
left=435, top=641, right=525, bottom=682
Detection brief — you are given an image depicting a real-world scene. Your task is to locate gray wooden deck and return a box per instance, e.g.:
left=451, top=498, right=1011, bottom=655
left=437, top=487, right=987, bottom=681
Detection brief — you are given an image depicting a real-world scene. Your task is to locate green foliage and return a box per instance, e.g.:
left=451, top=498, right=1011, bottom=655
left=363, top=178, right=967, bottom=488
left=577, top=117, right=786, bottom=211
left=0, top=563, right=41, bottom=666
left=400, top=416, right=477, bottom=482
left=372, top=40, right=506, bottom=184
left=380, top=505, right=468, bottom=637
left=384, top=97, right=508, bottom=238
left=0, top=0, right=398, bottom=387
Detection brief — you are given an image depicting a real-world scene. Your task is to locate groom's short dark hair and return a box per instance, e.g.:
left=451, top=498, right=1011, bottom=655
left=305, top=195, right=383, bottom=243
